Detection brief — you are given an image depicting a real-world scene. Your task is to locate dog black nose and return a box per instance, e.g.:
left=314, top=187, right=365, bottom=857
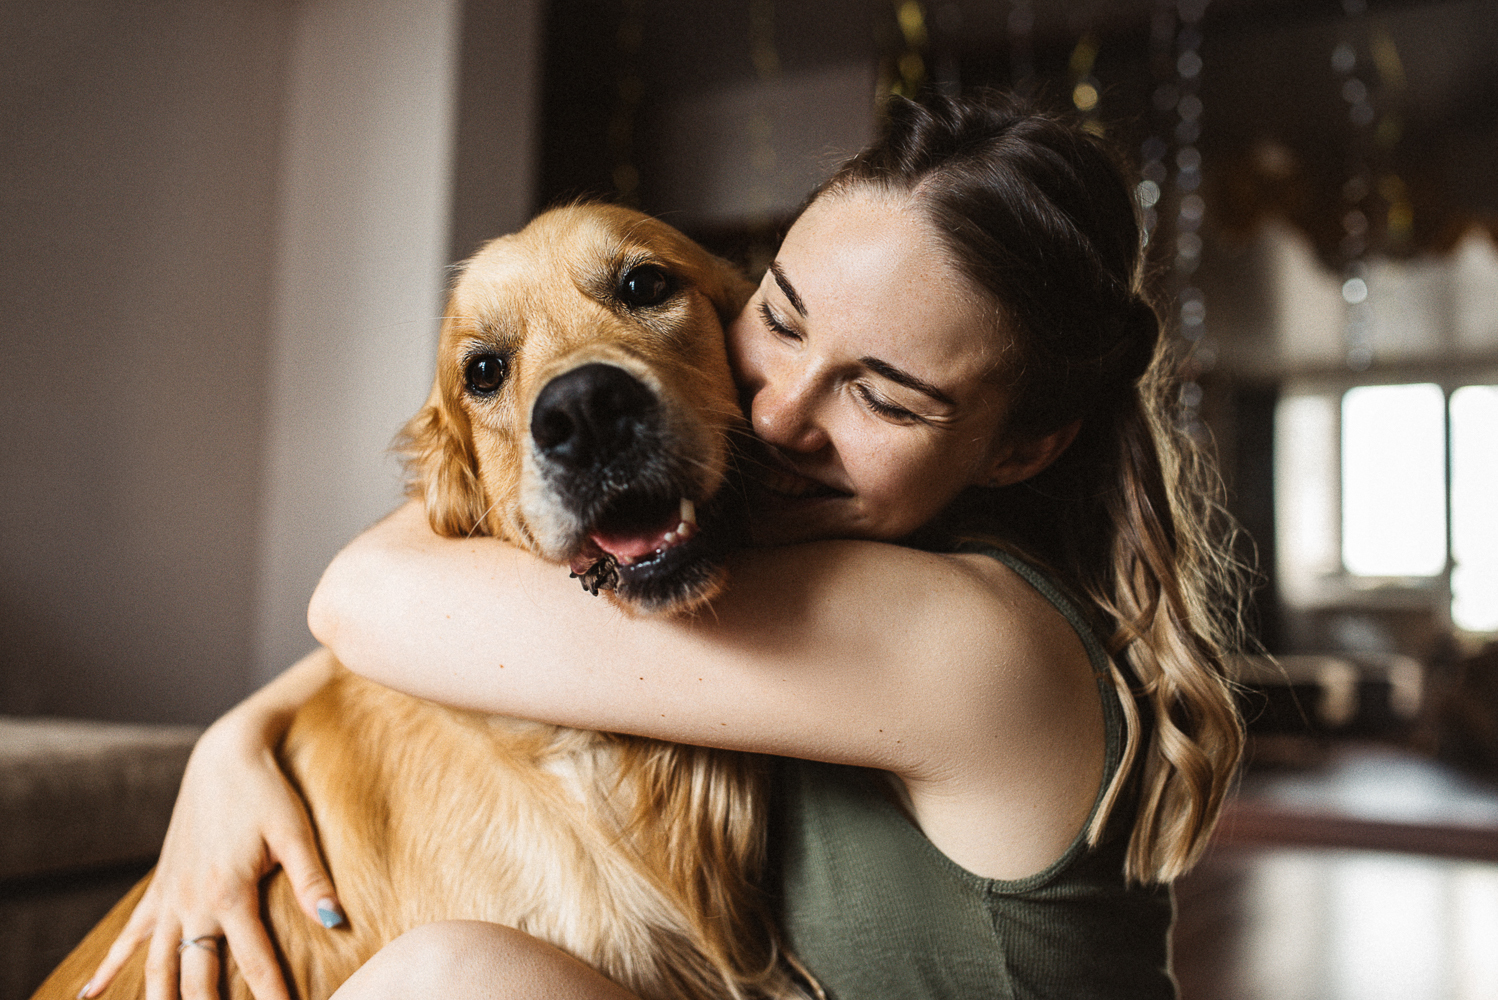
left=531, top=363, right=658, bottom=468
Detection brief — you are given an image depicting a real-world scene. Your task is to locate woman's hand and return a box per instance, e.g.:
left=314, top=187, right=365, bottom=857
left=82, top=653, right=343, bottom=1000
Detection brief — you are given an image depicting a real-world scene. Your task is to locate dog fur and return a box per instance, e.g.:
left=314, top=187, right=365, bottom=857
left=33, top=205, right=812, bottom=1000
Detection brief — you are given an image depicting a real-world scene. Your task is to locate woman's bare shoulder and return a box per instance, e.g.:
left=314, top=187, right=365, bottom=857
left=715, top=541, right=1097, bottom=748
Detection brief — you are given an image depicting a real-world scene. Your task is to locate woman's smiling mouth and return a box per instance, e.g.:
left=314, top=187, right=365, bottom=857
left=756, top=463, right=847, bottom=500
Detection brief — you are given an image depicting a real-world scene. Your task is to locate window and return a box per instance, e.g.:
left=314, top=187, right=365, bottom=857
left=1276, top=381, right=1498, bottom=634
left=1450, top=386, right=1498, bottom=632
left=1340, top=384, right=1446, bottom=579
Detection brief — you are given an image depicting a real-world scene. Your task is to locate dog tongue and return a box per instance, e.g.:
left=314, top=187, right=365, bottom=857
left=589, top=524, right=675, bottom=561
left=573, top=499, right=697, bottom=568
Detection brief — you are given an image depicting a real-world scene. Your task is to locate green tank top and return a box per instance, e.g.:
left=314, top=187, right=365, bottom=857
left=770, top=547, right=1175, bottom=1000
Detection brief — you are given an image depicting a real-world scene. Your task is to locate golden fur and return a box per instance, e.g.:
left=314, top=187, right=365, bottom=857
left=34, top=205, right=813, bottom=1000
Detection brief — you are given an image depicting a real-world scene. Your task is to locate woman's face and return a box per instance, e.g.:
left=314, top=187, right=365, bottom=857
left=727, top=187, right=1019, bottom=546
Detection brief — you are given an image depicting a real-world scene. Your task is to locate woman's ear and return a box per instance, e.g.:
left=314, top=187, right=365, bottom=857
left=981, top=418, right=1083, bottom=488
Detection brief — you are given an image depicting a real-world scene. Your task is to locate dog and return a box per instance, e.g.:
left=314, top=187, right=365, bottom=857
left=33, top=205, right=814, bottom=1000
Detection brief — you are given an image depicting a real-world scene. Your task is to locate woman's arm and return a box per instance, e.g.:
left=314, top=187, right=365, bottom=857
left=310, top=502, right=1092, bottom=785
left=85, top=651, right=343, bottom=1000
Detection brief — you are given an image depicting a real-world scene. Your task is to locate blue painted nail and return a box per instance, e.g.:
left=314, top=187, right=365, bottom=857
left=316, top=899, right=345, bottom=928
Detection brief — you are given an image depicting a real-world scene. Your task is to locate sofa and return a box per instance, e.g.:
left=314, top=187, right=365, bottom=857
left=0, top=717, right=199, bottom=1000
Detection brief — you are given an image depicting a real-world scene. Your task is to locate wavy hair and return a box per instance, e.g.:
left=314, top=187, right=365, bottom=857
left=816, top=92, right=1247, bottom=883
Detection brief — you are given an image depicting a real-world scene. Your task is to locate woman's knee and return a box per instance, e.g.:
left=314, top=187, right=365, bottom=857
left=333, top=921, right=639, bottom=1000
left=332, top=921, right=492, bottom=998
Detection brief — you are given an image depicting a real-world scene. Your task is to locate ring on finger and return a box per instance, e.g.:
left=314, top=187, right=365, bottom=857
left=177, top=935, right=224, bottom=955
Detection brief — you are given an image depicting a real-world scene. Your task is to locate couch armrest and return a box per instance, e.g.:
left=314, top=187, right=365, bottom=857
left=0, top=717, right=201, bottom=882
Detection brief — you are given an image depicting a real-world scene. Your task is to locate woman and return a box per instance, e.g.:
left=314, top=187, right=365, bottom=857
left=87, top=92, right=1244, bottom=1000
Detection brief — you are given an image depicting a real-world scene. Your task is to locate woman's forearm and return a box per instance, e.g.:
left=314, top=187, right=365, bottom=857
left=303, top=498, right=1020, bottom=777
left=306, top=501, right=612, bottom=715
left=214, top=645, right=338, bottom=747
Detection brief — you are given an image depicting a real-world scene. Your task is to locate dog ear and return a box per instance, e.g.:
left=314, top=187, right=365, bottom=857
left=696, top=253, right=757, bottom=331
left=394, top=382, right=491, bottom=539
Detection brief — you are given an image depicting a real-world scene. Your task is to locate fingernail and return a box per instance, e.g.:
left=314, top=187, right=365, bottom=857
left=316, top=898, right=345, bottom=928
left=77, top=982, right=93, bottom=999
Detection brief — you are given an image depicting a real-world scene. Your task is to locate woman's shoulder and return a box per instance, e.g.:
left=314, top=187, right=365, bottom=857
left=726, top=538, right=1102, bottom=751
left=721, top=538, right=1093, bottom=687
left=738, top=540, right=1109, bottom=880
left=730, top=537, right=1064, bottom=618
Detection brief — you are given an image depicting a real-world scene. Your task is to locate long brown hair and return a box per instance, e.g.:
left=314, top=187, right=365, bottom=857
left=817, top=92, right=1246, bottom=883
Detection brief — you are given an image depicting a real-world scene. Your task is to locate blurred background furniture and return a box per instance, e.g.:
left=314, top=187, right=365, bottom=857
left=0, top=718, right=198, bottom=1000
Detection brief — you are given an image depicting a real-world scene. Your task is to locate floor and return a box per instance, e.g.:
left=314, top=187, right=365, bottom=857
left=1175, top=844, right=1498, bottom=1000
left=1172, top=742, right=1498, bottom=1000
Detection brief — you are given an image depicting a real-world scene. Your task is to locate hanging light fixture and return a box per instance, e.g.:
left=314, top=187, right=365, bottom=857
left=1140, top=0, right=1211, bottom=437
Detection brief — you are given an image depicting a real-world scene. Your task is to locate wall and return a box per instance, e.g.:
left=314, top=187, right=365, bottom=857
left=1, top=0, right=291, bottom=723
left=0, top=0, right=542, bottom=721
left=250, top=0, right=463, bottom=685
left=254, top=0, right=542, bottom=686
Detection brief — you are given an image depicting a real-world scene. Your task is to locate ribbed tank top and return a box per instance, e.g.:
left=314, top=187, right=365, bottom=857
left=770, top=547, right=1176, bottom=999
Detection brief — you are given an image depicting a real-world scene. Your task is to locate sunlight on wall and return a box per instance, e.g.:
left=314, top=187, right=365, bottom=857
left=1250, top=225, right=1498, bottom=373
left=1453, top=232, right=1498, bottom=353
left=1275, top=393, right=1341, bottom=605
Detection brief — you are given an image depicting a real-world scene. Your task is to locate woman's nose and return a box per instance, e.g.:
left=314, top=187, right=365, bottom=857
left=750, top=369, right=829, bottom=454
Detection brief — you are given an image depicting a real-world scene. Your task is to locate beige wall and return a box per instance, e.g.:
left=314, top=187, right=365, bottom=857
left=1, top=0, right=291, bottom=724
left=251, top=0, right=464, bottom=685
left=1, top=0, right=541, bottom=722
left=254, top=0, right=543, bottom=687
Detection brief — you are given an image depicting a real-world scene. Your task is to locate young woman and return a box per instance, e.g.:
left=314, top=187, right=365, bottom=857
left=87, top=92, right=1245, bottom=1000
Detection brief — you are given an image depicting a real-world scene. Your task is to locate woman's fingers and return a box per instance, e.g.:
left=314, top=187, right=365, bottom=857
left=220, top=905, right=294, bottom=1000
left=268, top=808, right=344, bottom=930
left=84, top=886, right=300, bottom=1000
left=83, top=882, right=164, bottom=997
left=143, top=923, right=184, bottom=1000
left=176, top=935, right=224, bottom=1000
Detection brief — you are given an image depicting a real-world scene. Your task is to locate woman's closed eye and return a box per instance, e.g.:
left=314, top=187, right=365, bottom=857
left=758, top=300, right=800, bottom=341
left=855, top=383, right=925, bottom=424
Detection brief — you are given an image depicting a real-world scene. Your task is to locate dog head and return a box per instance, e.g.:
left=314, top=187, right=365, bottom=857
left=397, top=204, right=754, bottom=614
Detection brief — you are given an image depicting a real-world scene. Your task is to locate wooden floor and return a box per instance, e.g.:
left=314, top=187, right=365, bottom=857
left=1172, top=742, right=1498, bottom=1000
left=1175, top=844, right=1498, bottom=999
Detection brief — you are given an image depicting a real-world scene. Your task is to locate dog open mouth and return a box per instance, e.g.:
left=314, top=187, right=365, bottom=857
left=567, top=488, right=735, bottom=610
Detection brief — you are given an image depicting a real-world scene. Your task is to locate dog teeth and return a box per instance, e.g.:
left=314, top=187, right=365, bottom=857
left=652, top=520, right=696, bottom=556
left=679, top=498, right=696, bottom=526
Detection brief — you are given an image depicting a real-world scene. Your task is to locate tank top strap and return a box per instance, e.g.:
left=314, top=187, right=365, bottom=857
left=954, top=544, right=1112, bottom=675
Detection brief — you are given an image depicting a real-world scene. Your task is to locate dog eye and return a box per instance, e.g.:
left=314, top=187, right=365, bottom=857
left=464, top=353, right=508, bottom=395
left=618, top=265, right=672, bottom=308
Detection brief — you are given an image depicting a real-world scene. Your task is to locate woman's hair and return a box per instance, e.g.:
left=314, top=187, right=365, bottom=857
left=813, top=91, right=1246, bottom=883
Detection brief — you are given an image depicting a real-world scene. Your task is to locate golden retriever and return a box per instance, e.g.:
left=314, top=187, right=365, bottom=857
left=33, top=205, right=814, bottom=1000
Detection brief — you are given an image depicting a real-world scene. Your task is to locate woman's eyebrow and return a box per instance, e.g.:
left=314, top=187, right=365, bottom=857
left=860, top=357, right=957, bottom=407
left=769, top=261, right=808, bottom=317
